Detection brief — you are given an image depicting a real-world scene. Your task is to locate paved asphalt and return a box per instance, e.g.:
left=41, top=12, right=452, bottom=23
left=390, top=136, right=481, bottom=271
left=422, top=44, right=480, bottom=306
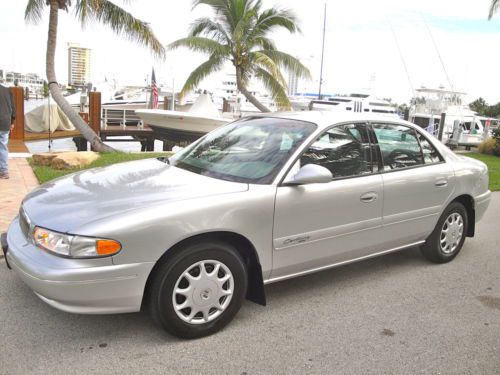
left=0, top=195, right=499, bottom=375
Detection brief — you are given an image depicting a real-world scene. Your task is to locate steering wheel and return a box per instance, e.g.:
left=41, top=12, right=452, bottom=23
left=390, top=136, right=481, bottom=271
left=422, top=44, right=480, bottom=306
left=387, top=149, right=420, bottom=169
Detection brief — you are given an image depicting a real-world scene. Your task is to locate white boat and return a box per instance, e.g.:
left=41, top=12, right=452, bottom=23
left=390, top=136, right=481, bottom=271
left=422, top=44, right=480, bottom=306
left=308, top=93, right=399, bottom=116
left=212, top=73, right=277, bottom=114
left=409, top=86, right=493, bottom=147
left=136, top=93, right=231, bottom=139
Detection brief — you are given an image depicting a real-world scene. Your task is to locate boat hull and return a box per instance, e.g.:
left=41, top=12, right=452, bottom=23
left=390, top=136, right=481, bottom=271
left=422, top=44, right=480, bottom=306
left=135, top=109, right=230, bottom=134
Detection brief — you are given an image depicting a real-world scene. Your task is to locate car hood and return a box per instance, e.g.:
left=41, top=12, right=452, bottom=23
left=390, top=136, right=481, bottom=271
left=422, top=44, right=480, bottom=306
left=22, top=158, right=248, bottom=233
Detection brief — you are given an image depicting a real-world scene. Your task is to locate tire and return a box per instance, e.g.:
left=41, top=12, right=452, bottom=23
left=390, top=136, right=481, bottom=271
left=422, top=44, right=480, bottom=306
left=148, top=241, right=247, bottom=339
left=420, top=202, right=468, bottom=264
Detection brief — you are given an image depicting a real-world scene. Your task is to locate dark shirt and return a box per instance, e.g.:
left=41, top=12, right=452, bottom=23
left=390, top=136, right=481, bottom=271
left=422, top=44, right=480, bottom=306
left=0, top=84, right=16, bottom=132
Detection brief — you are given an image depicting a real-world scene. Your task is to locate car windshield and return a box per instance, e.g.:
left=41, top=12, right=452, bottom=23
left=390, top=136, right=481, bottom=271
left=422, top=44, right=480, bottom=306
left=170, top=117, right=316, bottom=184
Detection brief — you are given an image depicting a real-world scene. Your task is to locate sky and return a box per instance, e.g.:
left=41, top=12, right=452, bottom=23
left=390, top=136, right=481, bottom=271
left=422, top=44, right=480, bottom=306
left=1, top=0, right=499, bottom=105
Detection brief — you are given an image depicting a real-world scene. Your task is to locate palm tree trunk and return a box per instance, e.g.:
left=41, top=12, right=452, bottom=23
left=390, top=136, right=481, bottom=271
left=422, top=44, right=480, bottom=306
left=235, top=68, right=270, bottom=113
left=46, top=0, right=115, bottom=152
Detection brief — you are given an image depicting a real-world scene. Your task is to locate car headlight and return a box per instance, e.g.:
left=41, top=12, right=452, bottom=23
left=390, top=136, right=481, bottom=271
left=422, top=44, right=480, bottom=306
left=33, top=227, right=121, bottom=258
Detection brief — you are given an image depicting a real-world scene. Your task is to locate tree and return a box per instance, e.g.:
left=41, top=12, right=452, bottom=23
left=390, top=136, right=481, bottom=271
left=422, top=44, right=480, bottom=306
left=470, top=97, right=488, bottom=116
left=489, top=0, right=499, bottom=19
left=25, top=0, right=165, bottom=152
left=169, top=0, right=310, bottom=112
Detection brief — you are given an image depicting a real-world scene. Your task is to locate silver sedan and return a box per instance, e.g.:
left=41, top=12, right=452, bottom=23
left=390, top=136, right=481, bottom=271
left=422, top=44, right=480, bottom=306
left=2, top=112, right=491, bottom=338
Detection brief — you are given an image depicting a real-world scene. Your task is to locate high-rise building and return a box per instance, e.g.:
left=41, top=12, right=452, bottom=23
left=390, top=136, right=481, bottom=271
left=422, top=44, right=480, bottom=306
left=68, top=43, right=91, bottom=87
left=288, top=70, right=299, bottom=96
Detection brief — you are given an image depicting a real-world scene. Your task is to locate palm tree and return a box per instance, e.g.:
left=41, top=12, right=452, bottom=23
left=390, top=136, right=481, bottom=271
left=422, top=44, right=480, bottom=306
left=489, top=0, right=499, bottom=19
left=25, top=0, right=165, bottom=152
left=169, top=0, right=310, bottom=112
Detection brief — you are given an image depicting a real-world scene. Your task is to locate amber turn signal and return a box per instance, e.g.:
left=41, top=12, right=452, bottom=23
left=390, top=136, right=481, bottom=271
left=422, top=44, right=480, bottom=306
left=96, top=240, right=122, bottom=256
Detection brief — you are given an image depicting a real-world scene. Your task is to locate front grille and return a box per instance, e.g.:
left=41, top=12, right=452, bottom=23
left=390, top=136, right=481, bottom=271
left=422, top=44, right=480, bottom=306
left=19, top=208, right=31, bottom=239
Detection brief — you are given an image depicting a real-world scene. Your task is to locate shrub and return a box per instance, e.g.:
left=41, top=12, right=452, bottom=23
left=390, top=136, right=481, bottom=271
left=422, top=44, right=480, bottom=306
left=477, top=128, right=500, bottom=156
left=478, top=137, right=497, bottom=155
left=493, top=126, right=500, bottom=143
left=493, top=127, right=500, bottom=156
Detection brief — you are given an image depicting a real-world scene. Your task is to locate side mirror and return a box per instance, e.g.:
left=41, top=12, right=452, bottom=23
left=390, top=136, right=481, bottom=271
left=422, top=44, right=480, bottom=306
left=287, top=164, right=332, bottom=185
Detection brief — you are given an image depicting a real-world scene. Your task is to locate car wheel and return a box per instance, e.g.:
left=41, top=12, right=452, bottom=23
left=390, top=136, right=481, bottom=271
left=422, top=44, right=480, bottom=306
left=148, top=241, right=247, bottom=339
left=421, top=202, right=468, bottom=264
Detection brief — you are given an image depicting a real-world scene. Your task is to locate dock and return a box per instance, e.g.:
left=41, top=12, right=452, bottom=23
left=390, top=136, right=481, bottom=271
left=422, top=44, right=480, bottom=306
left=8, top=140, right=29, bottom=153
left=7, top=88, right=157, bottom=153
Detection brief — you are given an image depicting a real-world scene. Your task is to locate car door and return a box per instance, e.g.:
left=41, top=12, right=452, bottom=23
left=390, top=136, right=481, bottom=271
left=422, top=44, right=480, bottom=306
left=271, top=122, right=385, bottom=280
left=371, top=122, right=455, bottom=250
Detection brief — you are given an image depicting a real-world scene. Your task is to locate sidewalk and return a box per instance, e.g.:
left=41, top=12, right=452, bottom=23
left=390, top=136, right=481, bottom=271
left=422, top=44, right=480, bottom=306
left=0, top=158, right=39, bottom=235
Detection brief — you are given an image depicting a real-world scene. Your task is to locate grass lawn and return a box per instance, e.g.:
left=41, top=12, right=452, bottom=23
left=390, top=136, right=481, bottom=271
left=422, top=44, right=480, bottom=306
left=464, top=153, right=500, bottom=191
left=29, top=152, right=171, bottom=184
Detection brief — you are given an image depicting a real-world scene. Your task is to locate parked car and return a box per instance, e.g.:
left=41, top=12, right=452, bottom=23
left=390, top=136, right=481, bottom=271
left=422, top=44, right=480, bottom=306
left=2, top=112, right=491, bottom=338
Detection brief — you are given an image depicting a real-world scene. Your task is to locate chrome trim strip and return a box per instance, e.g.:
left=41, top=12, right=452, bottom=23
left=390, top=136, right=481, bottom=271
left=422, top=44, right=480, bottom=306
left=264, top=240, right=425, bottom=285
left=382, top=212, right=440, bottom=227
left=274, top=218, right=382, bottom=251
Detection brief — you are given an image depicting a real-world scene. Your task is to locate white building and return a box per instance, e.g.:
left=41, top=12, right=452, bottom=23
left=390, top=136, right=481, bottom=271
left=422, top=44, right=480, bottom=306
left=288, top=71, right=299, bottom=96
left=0, top=69, right=44, bottom=97
left=68, top=43, right=91, bottom=88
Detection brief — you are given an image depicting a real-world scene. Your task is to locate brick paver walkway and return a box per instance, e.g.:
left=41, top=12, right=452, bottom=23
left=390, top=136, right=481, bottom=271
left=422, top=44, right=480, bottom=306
left=0, top=158, right=39, bottom=234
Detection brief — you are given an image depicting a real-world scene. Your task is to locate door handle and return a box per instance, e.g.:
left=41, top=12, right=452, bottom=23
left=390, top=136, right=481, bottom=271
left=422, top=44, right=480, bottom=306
left=435, top=179, right=448, bottom=187
left=360, top=192, right=378, bottom=203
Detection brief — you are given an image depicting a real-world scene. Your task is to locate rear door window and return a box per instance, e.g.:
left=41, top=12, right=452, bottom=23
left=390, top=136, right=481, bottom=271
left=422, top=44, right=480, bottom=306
left=372, top=124, right=424, bottom=171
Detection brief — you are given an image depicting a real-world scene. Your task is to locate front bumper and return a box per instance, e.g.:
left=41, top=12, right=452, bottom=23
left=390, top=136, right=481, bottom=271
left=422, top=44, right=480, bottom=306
left=5, top=217, right=154, bottom=314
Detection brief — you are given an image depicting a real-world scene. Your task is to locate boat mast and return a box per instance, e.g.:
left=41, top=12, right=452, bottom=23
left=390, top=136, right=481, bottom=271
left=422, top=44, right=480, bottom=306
left=423, top=20, right=454, bottom=90
left=390, top=24, right=415, bottom=98
left=318, top=3, right=327, bottom=100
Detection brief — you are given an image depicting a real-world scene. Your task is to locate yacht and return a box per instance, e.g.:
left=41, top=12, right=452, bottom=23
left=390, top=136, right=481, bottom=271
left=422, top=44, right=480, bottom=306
left=409, top=86, right=493, bottom=147
left=307, top=93, right=399, bottom=116
left=213, top=73, right=277, bottom=114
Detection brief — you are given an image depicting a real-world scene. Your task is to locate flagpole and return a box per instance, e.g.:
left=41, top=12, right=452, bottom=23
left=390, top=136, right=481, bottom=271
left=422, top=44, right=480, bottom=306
left=318, top=3, right=327, bottom=100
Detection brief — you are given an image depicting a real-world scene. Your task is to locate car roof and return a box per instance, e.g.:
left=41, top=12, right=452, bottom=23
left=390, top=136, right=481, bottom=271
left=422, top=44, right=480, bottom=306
left=249, top=110, right=415, bottom=131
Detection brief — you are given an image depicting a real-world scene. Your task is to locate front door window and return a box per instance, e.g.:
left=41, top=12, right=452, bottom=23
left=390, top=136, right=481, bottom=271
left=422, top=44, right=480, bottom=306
left=300, top=123, right=373, bottom=179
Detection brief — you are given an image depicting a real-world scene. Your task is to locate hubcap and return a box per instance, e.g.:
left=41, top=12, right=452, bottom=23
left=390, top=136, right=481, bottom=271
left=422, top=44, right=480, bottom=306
left=440, top=212, right=464, bottom=254
left=172, top=260, right=233, bottom=325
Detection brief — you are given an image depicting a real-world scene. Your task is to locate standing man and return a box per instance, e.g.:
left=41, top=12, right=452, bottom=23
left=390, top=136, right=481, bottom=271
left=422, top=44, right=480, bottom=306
left=0, top=84, right=16, bottom=179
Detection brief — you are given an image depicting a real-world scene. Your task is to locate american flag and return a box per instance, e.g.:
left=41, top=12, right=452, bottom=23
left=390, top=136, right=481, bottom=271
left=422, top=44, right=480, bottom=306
left=151, top=68, right=159, bottom=109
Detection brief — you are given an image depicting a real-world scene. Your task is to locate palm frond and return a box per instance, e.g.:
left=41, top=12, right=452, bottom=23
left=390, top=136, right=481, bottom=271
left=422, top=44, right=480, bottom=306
left=251, top=37, right=276, bottom=51
left=248, top=51, right=286, bottom=87
left=233, top=5, right=257, bottom=42
left=254, top=67, right=291, bottom=110
left=193, top=0, right=234, bottom=27
left=169, top=37, right=229, bottom=57
left=74, top=0, right=165, bottom=58
left=180, top=55, right=225, bottom=95
left=252, top=7, right=300, bottom=36
left=257, top=50, right=311, bottom=80
left=188, top=17, right=231, bottom=45
left=25, top=0, right=46, bottom=23
left=489, top=0, right=500, bottom=19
